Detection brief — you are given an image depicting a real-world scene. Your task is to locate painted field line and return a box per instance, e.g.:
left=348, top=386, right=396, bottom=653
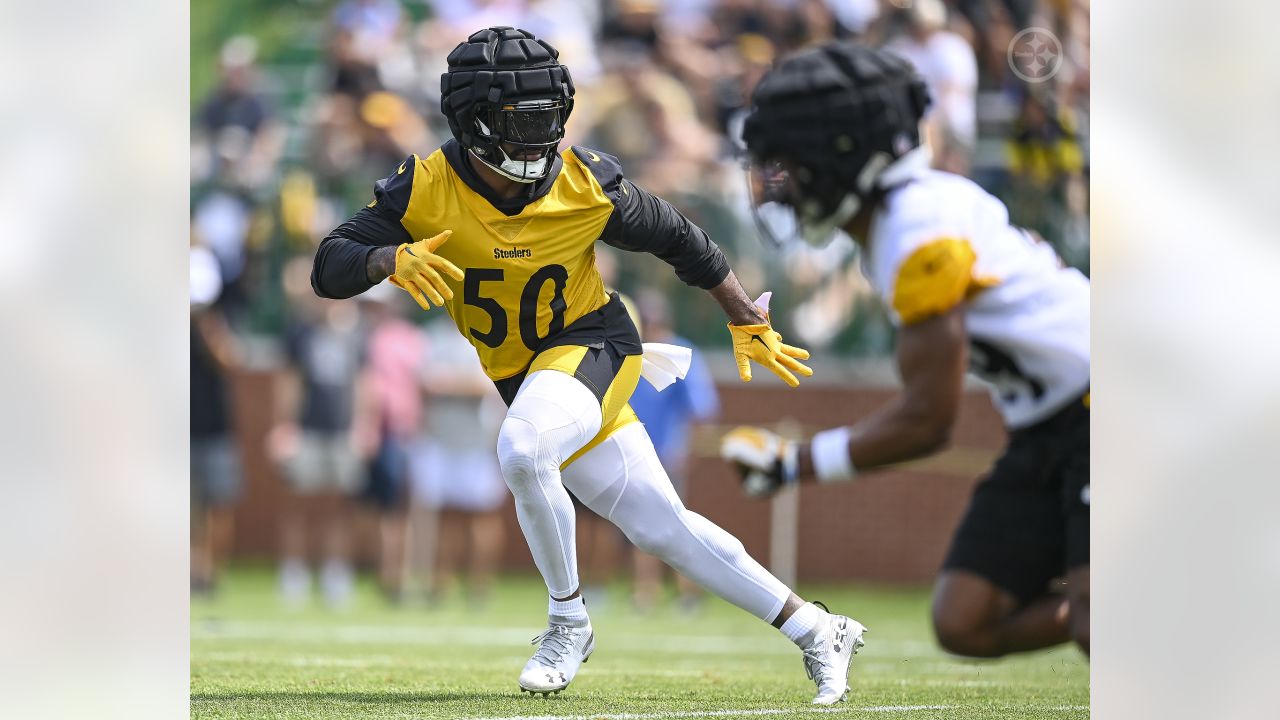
left=464, top=706, right=952, bottom=720
left=198, top=651, right=712, bottom=677
left=193, top=621, right=938, bottom=658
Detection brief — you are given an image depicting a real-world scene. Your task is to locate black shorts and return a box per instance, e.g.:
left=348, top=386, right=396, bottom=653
left=492, top=292, right=642, bottom=407
left=942, top=393, right=1090, bottom=606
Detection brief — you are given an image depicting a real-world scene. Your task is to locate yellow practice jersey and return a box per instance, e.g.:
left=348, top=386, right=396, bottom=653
left=312, top=140, right=730, bottom=385
left=391, top=147, right=612, bottom=379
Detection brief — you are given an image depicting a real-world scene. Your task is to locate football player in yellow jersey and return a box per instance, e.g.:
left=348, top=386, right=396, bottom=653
left=723, top=43, right=1090, bottom=659
left=312, top=27, right=863, bottom=704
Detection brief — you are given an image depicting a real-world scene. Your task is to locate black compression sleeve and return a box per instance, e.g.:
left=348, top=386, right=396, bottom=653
left=603, top=179, right=731, bottom=289
left=571, top=146, right=730, bottom=290
left=312, top=155, right=418, bottom=299
left=311, top=206, right=412, bottom=299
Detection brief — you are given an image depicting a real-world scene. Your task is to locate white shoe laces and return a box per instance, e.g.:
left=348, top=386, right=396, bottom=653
left=530, top=625, right=578, bottom=666
left=802, top=646, right=834, bottom=687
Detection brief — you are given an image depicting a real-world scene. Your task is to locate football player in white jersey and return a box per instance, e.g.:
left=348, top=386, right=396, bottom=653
left=722, top=42, right=1090, bottom=658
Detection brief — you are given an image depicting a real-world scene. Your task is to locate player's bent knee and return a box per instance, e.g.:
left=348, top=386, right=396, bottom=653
left=931, top=606, right=1001, bottom=658
left=932, top=623, right=997, bottom=658
left=496, top=416, right=541, bottom=489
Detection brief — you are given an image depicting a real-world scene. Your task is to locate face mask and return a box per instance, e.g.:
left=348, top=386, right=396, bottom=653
left=473, top=100, right=566, bottom=183
left=746, top=146, right=933, bottom=249
left=747, top=161, right=858, bottom=249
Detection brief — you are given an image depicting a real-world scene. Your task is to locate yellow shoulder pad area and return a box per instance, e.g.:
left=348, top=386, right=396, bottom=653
left=891, top=237, right=989, bottom=325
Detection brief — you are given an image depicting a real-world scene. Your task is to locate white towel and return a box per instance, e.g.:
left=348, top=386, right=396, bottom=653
left=636, top=290, right=773, bottom=391
left=638, top=342, right=693, bottom=391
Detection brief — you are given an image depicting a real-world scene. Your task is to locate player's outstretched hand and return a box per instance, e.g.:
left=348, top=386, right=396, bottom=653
left=389, top=230, right=465, bottom=311
left=727, top=320, right=812, bottom=388
left=720, top=426, right=798, bottom=498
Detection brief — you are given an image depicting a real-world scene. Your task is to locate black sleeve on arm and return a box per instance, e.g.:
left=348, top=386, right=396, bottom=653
left=311, top=156, right=417, bottom=299
left=572, top=147, right=731, bottom=290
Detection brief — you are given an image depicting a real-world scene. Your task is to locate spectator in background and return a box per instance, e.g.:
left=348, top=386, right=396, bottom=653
left=423, top=0, right=603, bottom=83
left=191, top=191, right=254, bottom=320
left=268, top=258, right=372, bottom=608
left=329, top=0, right=401, bottom=99
left=429, top=0, right=527, bottom=40
left=826, top=0, right=880, bottom=37
left=315, top=0, right=430, bottom=185
left=191, top=228, right=244, bottom=596
left=193, top=36, right=284, bottom=319
left=883, top=0, right=978, bottom=175
left=194, top=35, right=285, bottom=192
left=716, top=32, right=777, bottom=146
left=333, top=0, right=403, bottom=51
left=1007, top=90, right=1085, bottom=190
left=627, top=289, right=720, bottom=612
left=587, top=51, right=718, bottom=196
left=520, top=0, right=604, bottom=89
left=950, top=0, right=1031, bottom=85
left=1006, top=89, right=1088, bottom=268
left=313, top=88, right=433, bottom=183
left=603, top=0, right=661, bottom=49
left=355, top=283, right=424, bottom=602
left=407, top=318, right=508, bottom=607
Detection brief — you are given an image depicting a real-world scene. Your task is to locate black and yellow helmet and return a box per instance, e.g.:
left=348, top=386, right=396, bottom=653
left=440, top=26, right=575, bottom=183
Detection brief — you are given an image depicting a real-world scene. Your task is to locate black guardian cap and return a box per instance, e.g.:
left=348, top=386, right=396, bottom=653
left=743, top=42, right=931, bottom=247
left=440, top=27, right=576, bottom=183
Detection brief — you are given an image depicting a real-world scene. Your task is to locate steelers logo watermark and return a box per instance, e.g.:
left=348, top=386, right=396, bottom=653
left=1007, top=27, right=1063, bottom=83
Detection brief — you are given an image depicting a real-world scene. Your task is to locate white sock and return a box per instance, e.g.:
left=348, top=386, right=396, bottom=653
left=779, top=602, right=825, bottom=647
left=549, top=595, right=589, bottom=627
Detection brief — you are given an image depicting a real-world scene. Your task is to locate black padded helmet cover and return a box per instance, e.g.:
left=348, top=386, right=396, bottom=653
left=440, top=26, right=576, bottom=161
left=743, top=42, right=931, bottom=219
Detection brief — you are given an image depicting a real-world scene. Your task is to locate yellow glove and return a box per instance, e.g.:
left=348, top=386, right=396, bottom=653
left=727, top=318, right=813, bottom=388
left=388, top=230, right=465, bottom=311
left=720, top=426, right=798, bottom=497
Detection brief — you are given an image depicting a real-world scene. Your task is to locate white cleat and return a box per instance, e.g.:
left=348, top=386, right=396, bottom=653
left=518, top=623, right=594, bottom=696
left=802, top=605, right=867, bottom=705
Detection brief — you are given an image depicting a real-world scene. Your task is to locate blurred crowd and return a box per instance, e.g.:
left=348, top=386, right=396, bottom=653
left=191, top=0, right=1088, bottom=604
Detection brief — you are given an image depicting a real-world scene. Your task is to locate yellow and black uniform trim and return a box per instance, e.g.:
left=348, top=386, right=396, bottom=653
left=492, top=291, right=642, bottom=406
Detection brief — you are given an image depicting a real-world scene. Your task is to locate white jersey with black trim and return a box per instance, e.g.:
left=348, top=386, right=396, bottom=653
left=861, top=170, right=1090, bottom=429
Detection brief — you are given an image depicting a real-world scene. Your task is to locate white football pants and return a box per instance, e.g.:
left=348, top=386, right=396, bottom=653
left=496, top=369, right=790, bottom=622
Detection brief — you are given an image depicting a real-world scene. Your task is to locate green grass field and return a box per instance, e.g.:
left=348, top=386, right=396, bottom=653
left=192, top=567, right=1088, bottom=719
